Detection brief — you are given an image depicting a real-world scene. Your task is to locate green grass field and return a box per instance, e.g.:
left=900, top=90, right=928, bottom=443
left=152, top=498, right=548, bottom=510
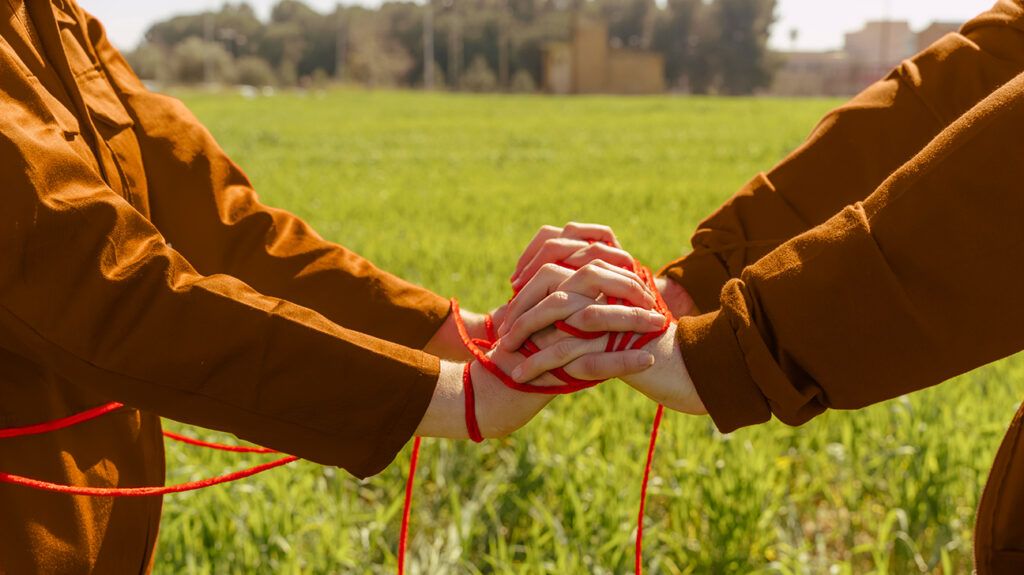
left=155, top=90, right=1024, bottom=574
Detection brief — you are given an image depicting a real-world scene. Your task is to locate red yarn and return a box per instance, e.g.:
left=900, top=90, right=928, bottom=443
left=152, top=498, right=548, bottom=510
left=463, top=363, right=484, bottom=443
left=0, top=455, right=298, bottom=497
left=0, top=401, right=125, bottom=439
left=397, top=436, right=422, bottom=575
left=636, top=404, right=665, bottom=575
left=0, top=401, right=296, bottom=496
left=161, top=430, right=278, bottom=454
left=399, top=258, right=670, bottom=574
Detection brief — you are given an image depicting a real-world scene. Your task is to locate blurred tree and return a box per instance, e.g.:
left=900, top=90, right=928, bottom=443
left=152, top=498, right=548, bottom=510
left=171, top=37, right=235, bottom=84
left=125, top=43, right=170, bottom=82
left=594, top=0, right=656, bottom=48
left=346, top=10, right=416, bottom=87
left=461, top=54, right=498, bottom=91
left=652, top=0, right=699, bottom=89
left=235, top=56, right=278, bottom=87
left=710, top=0, right=777, bottom=94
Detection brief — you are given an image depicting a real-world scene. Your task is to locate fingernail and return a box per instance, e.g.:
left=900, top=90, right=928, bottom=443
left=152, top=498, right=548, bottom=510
left=640, top=352, right=655, bottom=368
left=648, top=312, right=665, bottom=325
left=511, top=366, right=525, bottom=382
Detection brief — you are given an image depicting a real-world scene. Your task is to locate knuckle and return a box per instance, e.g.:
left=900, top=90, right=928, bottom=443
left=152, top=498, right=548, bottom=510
left=580, top=305, right=603, bottom=327
left=582, top=261, right=607, bottom=276
left=630, top=306, right=646, bottom=323
left=549, top=290, right=572, bottom=306
left=540, top=238, right=564, bottom=252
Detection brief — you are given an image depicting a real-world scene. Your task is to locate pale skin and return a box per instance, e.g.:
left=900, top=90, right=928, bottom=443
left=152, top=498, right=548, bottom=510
left=415, top=222, right=706, bottom=441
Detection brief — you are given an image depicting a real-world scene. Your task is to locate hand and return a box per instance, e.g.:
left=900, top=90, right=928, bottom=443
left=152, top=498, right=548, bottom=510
left=499, top=259, right=659, bottom=346
left=510, top=223, right=634, bottom=293
left=617, top=323, right=706, bottom=415
left=415, top=340, right=656, bottom=440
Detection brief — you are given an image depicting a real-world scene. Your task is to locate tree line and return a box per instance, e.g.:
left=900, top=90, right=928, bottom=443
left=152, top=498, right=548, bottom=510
left=126, top=0, right=778, bottom=95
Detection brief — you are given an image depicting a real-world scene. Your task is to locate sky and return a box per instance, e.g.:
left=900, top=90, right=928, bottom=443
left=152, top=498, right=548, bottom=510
left=79, top=0, right=997, bottom=52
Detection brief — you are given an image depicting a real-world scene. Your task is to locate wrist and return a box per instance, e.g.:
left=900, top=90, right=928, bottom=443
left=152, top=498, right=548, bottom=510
left=425, top=309, right=482, bottom=361
left=625, top=323, right=707, bottom=415
left=471, top=350, right=554, bottom=439
left=416, top=360, right=471, bottom=439
left=656, top=276, right=697, bottom=318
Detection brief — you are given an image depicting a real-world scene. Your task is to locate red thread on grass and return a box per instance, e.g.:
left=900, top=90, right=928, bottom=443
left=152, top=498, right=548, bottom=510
left=397, top=436, right=422, bottom=575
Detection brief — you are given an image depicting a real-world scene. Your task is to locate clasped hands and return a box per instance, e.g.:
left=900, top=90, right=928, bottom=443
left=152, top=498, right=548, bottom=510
left=421, top=223, right=707, bottom=441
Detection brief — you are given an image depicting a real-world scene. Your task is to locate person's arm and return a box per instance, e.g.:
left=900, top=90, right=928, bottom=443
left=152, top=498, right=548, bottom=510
left=659, top=2, right=1024, bottom=315
left=0, top=97, right=662, bottom=478
left=0, top=113, right=449, bottom=478
left=622, top=71, right=1024, bottom=428
left=76, top=6, right=469, bottom=353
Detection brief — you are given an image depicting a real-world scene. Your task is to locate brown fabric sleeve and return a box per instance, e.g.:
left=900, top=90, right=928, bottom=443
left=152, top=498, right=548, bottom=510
left=78, top=8, right=451, bottom=351
left=660, top=0, right=1024, bottom=312
left=0, top=91, right=439, bottom=478
left=679, top=71, right=1024, bottom=433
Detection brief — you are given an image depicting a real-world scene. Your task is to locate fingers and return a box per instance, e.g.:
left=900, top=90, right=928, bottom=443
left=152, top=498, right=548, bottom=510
left=528, top=325, right=566, bottom=349
left=512, top=238, right=589, bottom=290
left=561, top=350, right=656, bottom=382
left=569, top=304, right=666, bottom=334
left=510, top=336, right=607, bottom=382
left=561, top=222, right=621, bottom=249
left=557, top=262, right=656, bottom=309
left=500, top=298, right=665, bottom=352
left=500, top=260, right=654, bottom=338
left=563, top=242, right=633, bottom=271
left=510, top=222, right=621, bottom=283
left=512, top=239, right=635, bottom=292
left=499, top=263, right=573, bottom=337
left=511, top=225, right=563, bottom=282
left=499, top=291, right=593, bottom=351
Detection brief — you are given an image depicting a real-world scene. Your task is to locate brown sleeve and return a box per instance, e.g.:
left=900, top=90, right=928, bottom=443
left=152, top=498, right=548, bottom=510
left=78, top=8, right=451, bottom=350
left=678, top=71, right=1024, bottom=433
left=0, top=92, right=439, bottom=479
left=659, top=0, right=1024, bottom=312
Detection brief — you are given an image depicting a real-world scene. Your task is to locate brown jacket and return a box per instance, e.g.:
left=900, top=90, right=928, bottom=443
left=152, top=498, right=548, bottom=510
left=0, top=1, right=450, bottom=573
left=660, top=1, right=1024, bottom=572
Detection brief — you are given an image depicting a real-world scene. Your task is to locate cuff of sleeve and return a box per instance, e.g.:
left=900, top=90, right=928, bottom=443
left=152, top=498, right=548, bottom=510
left=351, top=353, right=440, bottom=478
left=407, top=292, right=454, bottom=350
left=657, top=252, right=732, bottom=314
left=676, top=310, right=772, bottom=433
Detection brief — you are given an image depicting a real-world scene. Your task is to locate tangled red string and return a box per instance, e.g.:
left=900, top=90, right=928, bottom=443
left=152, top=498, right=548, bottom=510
left=398, top=258, right=671, bottom=575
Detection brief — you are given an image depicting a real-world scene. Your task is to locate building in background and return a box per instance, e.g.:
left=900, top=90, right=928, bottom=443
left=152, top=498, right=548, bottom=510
left=542, top=18, right=665, bottom=95
left=771, top=19, right=963, bottom=96
left=916, top=22, right=962, bottom=51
